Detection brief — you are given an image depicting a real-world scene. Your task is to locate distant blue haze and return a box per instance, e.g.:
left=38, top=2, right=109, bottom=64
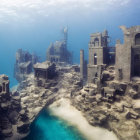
left=0, top=1, right=140, bottom=87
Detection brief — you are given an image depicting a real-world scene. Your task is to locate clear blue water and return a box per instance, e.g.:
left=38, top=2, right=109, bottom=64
left=23, top=109, right=86, bottom=140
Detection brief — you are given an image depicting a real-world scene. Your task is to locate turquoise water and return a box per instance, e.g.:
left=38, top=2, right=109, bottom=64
left=23, top=109, right=86, bottom=140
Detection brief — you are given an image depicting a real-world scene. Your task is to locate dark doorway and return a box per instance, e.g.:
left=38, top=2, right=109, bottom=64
left=134, top=54, right=140, bottom=76
left=135, top=33, right=140, bottom=45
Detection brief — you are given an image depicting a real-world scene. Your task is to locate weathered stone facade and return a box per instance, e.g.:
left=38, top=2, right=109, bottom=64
left=34, top=61, right=56, bottom=87
left=14, top=49, right=38, bottom=82
left=46, top=27, right=72, bottom=64
left=87, top=30, right=111, bottom=83
left=85, top=26, right=140, bottom=84
left=115, top=26, right=140, bottom=82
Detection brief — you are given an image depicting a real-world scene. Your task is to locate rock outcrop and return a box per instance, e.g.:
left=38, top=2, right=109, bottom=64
left=0, top=75, right=29, bottom=140
left=72, top=67, right=140, bottom=140
left=2, top=65, right=81, bottom=139
left=1, top=64, right=140, bottom=140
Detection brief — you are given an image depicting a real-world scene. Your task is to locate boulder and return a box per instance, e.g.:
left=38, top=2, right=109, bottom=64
left=126, top=110, right=139, bottom=119
left=132, top=84, right=139, bottom=92
left=133, top=100, right=140, bottom=113
left=12, top=96, right=21, bottom=102
left=102, top=71, right=114, bottom=81
left=74, top=81, right=82, bottom=87
left=17, top=122, right=30, bottom=134
left=113, top=104, right=124, bottom=113
left=93, top=113, right=108, bottom=126
left=9, top=111, right=19, bottom=124
left=2, top=128, right=13, bottom=137
left=19, top=110, right=28, bottom=122
left=87, top=96, right=96, bottom=102
left=109, top=81, right=127, bottom=95
left=103, top=87, right=115, bottom=97
left=1, top=102, right=9, bottom=110
left=84, top=87, right=90, bottom=92
left=89, top=89, right=97, bottom=96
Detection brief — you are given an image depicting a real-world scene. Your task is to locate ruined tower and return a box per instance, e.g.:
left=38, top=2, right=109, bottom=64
left=88, top=30, right=109, bottom=83
left=46, top=27, right=72, bottom=64
left=115, top=25, right=140, bottom=82
left=63, top=27, right=68, bottom=48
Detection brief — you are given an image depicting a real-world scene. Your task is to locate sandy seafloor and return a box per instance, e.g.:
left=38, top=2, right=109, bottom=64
left=48, top=98, right=118, bottom=140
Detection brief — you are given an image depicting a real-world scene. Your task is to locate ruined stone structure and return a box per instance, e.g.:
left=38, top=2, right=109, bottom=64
left=0, top=75, right=12, bottom=138
left=1, top=25, right=140, bottom=140
left=0, top=75, right=29, bottom=139
left=46, top=27, right=72, bottom=64
left=115, top=26, right=140, bottom=82
left=0, top=75, right=9, bottom=94
left=80, top=50, right=87, bottom=80
left=34, top=61, right=56, bottom=86
left=14, top=49, right=39, bottom=82
left=77, top=26, right=140, bottom=140
left=87, top=30, right=114, bottom=83
left=85, top=26, right=140, bottom=84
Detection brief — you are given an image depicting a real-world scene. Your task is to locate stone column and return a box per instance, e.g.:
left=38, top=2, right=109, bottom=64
left=80, top=50, right=84, bottom=79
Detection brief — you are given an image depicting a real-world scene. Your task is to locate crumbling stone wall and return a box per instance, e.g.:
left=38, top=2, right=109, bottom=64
left=115, top=26, right=140, bottom=82
left=87, top=30, right=110, bottom=83
left=14, top=49, right=39, bottom=82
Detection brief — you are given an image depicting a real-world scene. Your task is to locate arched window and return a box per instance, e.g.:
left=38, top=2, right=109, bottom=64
left=94, top=38, right=99, bottom=46
left=94, top=53, right=97, bottom=65
left=135, top=33, right=140, bottom=45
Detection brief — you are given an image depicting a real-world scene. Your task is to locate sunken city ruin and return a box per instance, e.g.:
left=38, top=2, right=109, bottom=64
left=1, top=26, right=140, bottom=140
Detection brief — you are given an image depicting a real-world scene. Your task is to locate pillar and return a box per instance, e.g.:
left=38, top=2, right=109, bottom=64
left=80, top=50, right=84, bottom=79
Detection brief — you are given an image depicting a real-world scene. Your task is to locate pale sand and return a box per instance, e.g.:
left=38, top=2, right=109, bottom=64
left=48, top=98, right=118, bottom=140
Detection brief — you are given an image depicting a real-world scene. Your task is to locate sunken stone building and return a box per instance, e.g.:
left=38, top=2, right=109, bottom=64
left=87, top=30, right=109, bottom=83
left=46, top=27, right=72, bottom=64
left=34, top=61, right=56, bottom=87
left=80, top=25, right=140, bottom=85
left=115, top=26, right=140, bottom=82
left=81, top=30, right=115, bottom=83
left=14, top=49, right=39, bottom=82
